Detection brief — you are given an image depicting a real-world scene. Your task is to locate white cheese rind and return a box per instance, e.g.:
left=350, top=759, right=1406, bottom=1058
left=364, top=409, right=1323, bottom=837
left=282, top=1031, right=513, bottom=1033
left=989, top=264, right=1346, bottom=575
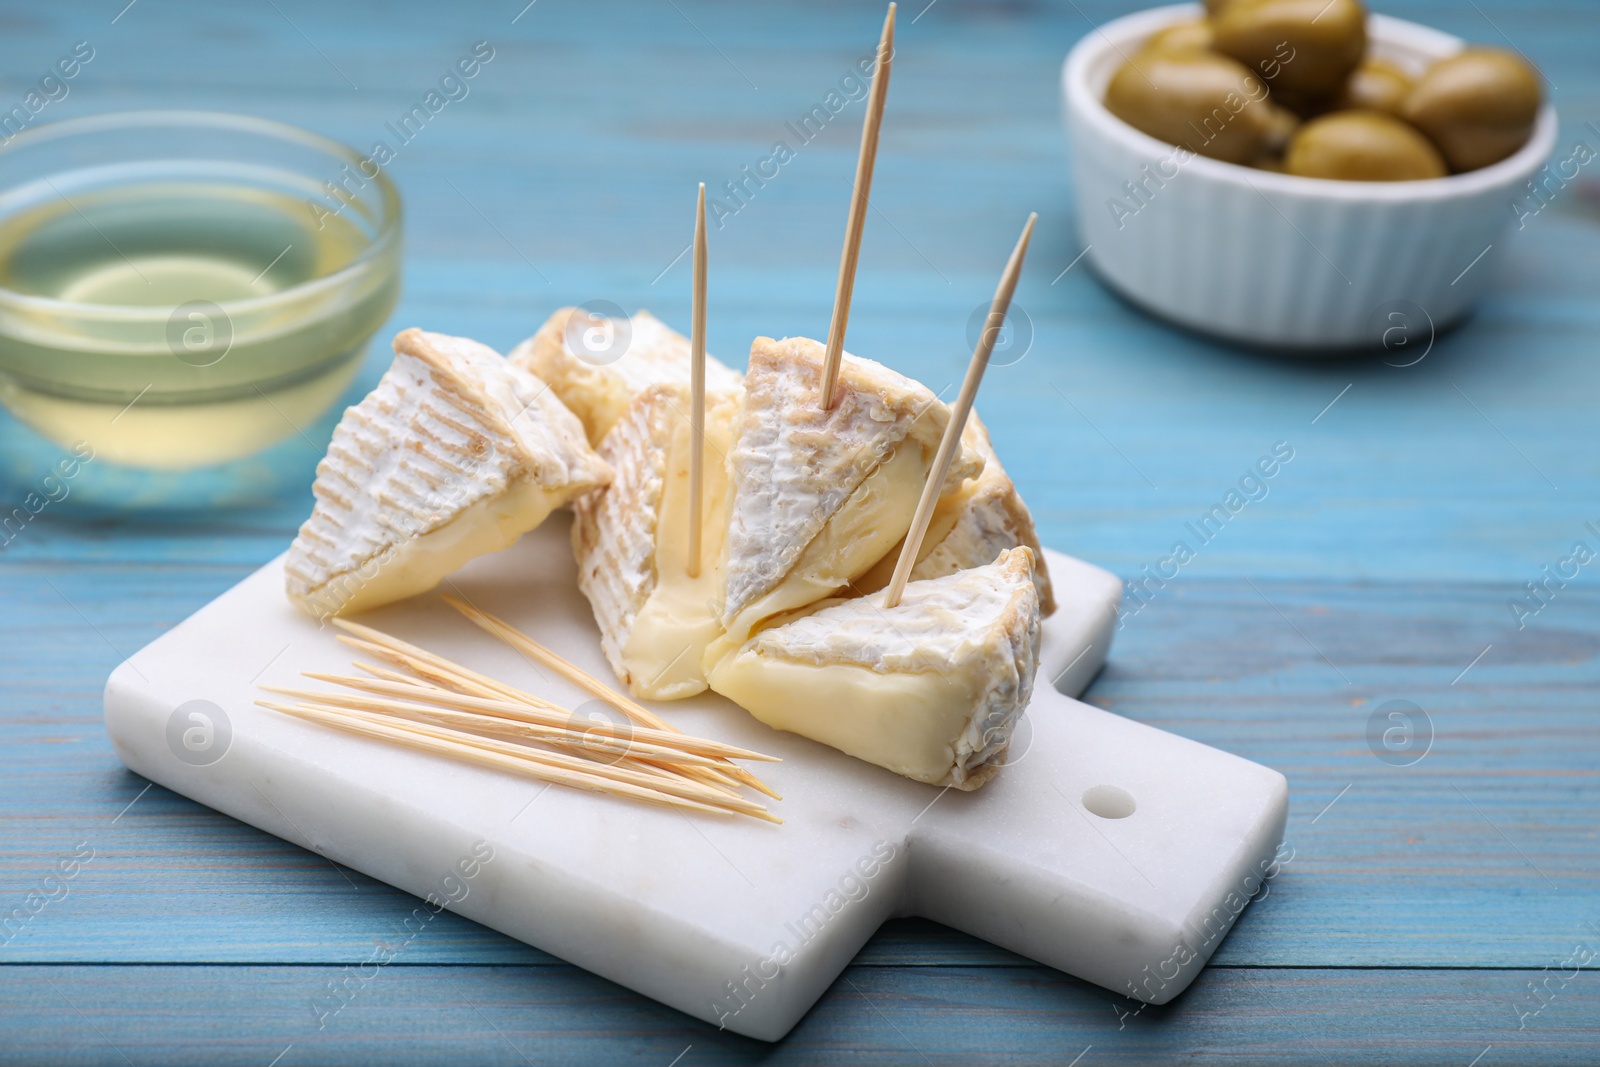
left=509, top=308, right=743, bottom=445
left=718, top=335, right=983, bottom=643
left=708, top=547, right=1041, bottom=789
left=570, top=386, right=668, bottom=682
left=284, top=328, right=609, bottom=618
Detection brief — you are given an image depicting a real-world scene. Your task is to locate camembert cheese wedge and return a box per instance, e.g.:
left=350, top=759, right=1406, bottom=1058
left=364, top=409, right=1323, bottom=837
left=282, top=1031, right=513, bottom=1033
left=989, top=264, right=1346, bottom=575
left=572, top=381, right=741, bottom=699
left=285, top=328, right=610, bottom=618
left=711, top=336, right=984, bottom=656
left=510, top=307, right=743, bottom=446
left=708, top=547, right=1042, bottom=790
left=855, top=413, right=1056, bottom=615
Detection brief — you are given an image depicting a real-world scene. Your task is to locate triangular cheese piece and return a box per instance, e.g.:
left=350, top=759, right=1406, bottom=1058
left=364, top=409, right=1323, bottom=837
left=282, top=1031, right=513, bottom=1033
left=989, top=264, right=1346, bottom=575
left=715, top=336, right=984, bottom=649
left=708, top=547, right=1041, bottom=790
left=855, top=412, right=1056, bottom=615
left=510, top=308, right=743, bottom=446
left=572, top=381, right=741, bottom=699
left=285, top=328, right=610, bottom=618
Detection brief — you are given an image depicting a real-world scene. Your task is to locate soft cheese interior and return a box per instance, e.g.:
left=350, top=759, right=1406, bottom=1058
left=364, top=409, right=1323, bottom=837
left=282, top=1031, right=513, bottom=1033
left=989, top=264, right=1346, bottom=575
left=709, top=336, right=984, bottom=662
left=708, top=547, right=1042, bottom=789
left=706, top=441, right=930, bottom=662
left=573, top=383, right=739, bottom=699
left=853, top=413, right=1056, bottom=615
left=328, top=479, right=569, bottom=617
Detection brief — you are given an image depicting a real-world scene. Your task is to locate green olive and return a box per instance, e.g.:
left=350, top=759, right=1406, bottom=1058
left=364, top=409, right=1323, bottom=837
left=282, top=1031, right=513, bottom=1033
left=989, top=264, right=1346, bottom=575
left=1105, top=51, right=1297, bottom=164
left=1334, top=57, right=1414, bottom=115
left=1212, top=0, right=1368, bottom=106
left=1139, top=20, right=1214, bottom=56
left=1402, top=48, right=1542, bottom=171
left=1284, top=110, right=1447, bottom=180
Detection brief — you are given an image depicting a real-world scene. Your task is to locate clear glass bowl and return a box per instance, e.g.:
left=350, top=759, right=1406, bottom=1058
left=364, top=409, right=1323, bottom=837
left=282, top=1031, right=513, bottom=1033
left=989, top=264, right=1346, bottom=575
left=0, top=110, right=401, bottom=511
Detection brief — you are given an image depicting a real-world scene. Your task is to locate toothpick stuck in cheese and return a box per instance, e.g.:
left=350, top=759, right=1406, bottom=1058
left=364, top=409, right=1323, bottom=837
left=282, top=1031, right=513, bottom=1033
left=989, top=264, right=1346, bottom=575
left=855, top=413, right=1056, bottom=615
left=572, top=382, right=740, bottom=700
left=711, top=335, right=984, bottom=658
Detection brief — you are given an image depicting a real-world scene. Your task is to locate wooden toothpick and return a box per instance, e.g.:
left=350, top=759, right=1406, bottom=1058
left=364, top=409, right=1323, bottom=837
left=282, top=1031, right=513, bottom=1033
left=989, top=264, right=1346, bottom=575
left=278, top=700, right=771, bottom=816
left=438, top=595, right=782, bottom=800
left=284, top=674, right=777, bottom=762
left=336, top=617, right=761, bottom=793
left=819, top=2, right=896, bottom=410
left=266, top=686, right=728, bottom=769
left=882, top=212, right=1037, bottom=610
left=438, top=597, right=678, bottom=733
left=688, top=181, right=708, bottom=579
left=333, top=620, right=532, bottom=706
left=336, top=607, right=761, bottom=799
left=258, top=701, right=776, bottom=822
left=352, top=660, right=446, bottom=691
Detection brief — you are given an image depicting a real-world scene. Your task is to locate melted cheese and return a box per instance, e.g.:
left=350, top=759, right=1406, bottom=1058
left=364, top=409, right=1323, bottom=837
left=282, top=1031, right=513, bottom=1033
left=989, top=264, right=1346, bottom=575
left=708, top=442, right=929, bottom=664
left=715, top=336, right=983, bottom=653
left=571, top=384, right=739, bottom=699
left=853, top=489, right=963, bottom=592
left=616, top=392, right=736, bottom=699
left=853, top=413, right=1056, bottom=615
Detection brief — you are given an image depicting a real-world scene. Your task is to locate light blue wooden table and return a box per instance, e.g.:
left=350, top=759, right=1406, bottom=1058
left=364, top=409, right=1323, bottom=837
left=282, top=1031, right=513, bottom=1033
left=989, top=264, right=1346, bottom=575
left=2, top=0, right=1598, bottom=1063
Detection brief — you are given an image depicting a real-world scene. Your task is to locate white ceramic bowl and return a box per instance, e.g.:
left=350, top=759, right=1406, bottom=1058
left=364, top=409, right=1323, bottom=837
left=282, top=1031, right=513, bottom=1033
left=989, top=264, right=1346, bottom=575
left=1061, top=4, right=1558, bottom=349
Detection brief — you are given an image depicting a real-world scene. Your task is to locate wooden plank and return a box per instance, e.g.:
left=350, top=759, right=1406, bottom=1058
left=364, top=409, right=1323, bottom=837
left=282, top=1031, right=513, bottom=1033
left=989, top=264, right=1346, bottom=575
left=0, top=0, right=1596, bottom=1059
left=0, top=0, right=1594, bottom=584
left=2, top=964, right=1596, bottom=1066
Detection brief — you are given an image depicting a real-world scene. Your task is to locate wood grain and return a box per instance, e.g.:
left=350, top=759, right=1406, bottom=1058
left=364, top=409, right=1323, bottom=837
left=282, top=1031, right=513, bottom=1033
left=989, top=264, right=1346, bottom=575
left=0, top=0, right=1597, bottom=1060
left=3, top=964, right=1596, bottom=1066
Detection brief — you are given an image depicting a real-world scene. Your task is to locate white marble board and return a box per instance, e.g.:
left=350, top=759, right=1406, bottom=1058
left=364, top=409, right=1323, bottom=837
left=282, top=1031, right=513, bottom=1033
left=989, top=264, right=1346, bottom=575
left=103, top=517, right=1288, bottom=1041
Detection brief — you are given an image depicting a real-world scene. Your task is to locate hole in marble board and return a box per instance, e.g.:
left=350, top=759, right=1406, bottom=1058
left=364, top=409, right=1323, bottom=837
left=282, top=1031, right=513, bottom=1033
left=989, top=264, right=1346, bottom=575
left=1082, top=784, right=1136, bottom=819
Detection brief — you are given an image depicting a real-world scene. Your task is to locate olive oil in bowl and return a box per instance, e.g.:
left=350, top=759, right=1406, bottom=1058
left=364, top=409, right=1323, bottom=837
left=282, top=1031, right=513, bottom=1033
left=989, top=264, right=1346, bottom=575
left=0, top=111, right=402, bottom=509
